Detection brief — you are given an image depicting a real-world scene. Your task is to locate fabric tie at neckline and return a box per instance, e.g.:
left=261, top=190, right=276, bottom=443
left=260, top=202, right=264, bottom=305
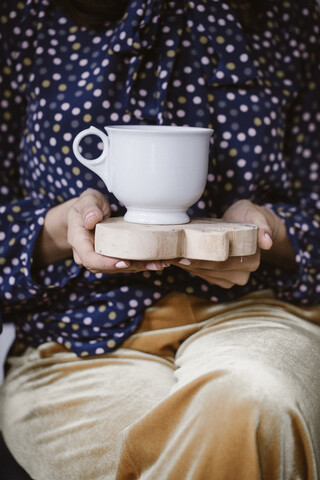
left=107, top=0, right=258, bottom=121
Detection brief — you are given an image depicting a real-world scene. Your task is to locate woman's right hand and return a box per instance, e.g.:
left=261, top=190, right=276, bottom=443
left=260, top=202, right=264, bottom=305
left=33, top=189, right=166, bottom=273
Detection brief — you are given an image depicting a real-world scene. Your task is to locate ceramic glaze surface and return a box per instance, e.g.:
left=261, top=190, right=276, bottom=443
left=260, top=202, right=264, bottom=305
left=73, top=125, right=213, bottom=224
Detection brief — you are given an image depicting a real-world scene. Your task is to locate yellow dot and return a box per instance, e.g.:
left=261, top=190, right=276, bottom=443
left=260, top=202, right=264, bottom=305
left=64, top=342, right=72, bottom=350
left=229, top=148, right=238, bottom=157
left=199, top=36, right=208, bottom=44
left=1, top=16, right=8, bottom=24
left=85, top=82, right=93, bottom=91
left=216, top=36, right=225, bottom=44
left=108, top=311, right=117, bottom=321
left=23, top=58, right=32, bottom=66
left=253, top=117, right=262, bottom=126
left=80, top=351, right=89, bottom=357
left=296, top=134, right=305, bottom=143
left=56, top=195, right=64, bottom=203
left=39, top=187, right=46, bottom=195
left=276, top=70, right=285, bottom=78
left=65, top=259, right=73, bottom=267
left=166, top=276, right=175, bottom=283
left=224, top=183, right=233, bottom=191
left=58, top=84, right=67, bottom=91
left=53, top=124, right=60, bottom=133
left=71, top=323, right=79, bottom=330
left=12, top=205, right=21, bottom=213
left=58, top=322, right=66, bottom=329
left=83, top=114, right=92, bottom=123
left=32, top=145, right=37, bottom=154
left=167, top=49, right=176, bottom=58
left=107, top=339, right=116, bottom=349
left=99, top=305, right=107, bottom=312
left=72, top=42, right=81, bottom=51
left=178, top=96, right=187, bottom=104
left=72, top=166, right=81, bottom=176
left=9, top=238, right=15, bottom=246
left=42, top=80, right=51, bottom=88
left=3, top=66, right=11, bottom=75
left=69, top=26, right=78, bottom=33
left=3, top=111, right=11, bottom=121
left=62, top=145, right=70, bottom=155
left=41, top=155, right=47, bottom=163
left=7, top=215, right=14, bottom=222
left=186, top=286, right=194, bottom=294
left=226, top=62, right=236, bottom=71
left=0, top=258, right=6, bottom=265
left=37, top=22, right=43, bottom=30
left=132, top=41, right=141, bottom=50
left=4, top=90, right=12, bottom=98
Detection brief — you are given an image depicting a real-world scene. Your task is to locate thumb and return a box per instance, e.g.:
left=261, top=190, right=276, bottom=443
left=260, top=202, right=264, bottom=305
left=247, top=207, right=274, bottom=251
left=79, top=189, right=111, bottom=230
left=223, top=200, right=274, bottom=251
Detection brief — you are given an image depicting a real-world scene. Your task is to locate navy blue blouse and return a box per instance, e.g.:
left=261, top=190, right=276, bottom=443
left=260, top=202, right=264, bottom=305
left=1, top=0, right=320, bottom=356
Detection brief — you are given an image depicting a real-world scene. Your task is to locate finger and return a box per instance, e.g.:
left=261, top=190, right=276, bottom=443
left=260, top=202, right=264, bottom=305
left=76, top=188, right=111, bottom=230
left=173, top=252, right=260, bottom=272
left=68, top=218, right=130, bottom=272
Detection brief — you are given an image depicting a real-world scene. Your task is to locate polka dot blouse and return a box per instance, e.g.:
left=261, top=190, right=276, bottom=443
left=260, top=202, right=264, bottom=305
left=1, top=0, right=320, bottom=356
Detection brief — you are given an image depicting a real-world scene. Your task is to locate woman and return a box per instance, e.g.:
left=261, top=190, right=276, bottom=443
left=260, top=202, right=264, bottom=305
left=0, top=0, right=320, bottom=478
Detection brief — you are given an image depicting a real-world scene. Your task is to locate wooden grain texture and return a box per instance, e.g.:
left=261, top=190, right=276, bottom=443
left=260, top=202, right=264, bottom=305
left=95, top=217, right=258, bottom=261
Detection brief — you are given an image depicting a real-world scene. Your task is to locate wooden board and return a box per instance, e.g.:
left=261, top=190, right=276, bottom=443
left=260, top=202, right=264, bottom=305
left=95, top=217, right=258, bottom=261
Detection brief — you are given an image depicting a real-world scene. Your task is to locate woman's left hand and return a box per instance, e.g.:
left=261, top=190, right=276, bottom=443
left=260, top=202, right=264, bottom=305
left=170, top=199, right=280, bottom=288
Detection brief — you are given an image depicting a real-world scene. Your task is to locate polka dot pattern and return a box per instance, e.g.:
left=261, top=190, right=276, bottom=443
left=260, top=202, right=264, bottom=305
left=0, top=0, right=320, bottom=356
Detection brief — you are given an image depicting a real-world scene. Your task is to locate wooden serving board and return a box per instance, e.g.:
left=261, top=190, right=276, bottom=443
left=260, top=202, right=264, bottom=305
left=95, top=217, right=258, bottom=261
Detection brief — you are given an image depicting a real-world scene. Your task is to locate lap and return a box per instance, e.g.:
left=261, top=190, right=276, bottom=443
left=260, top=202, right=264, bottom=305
left=1, top=292, right=320, bottom=479
left=0, top=344, right=175, bottom=480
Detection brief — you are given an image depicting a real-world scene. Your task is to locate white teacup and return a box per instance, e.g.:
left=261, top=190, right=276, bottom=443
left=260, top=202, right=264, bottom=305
left=72, top=125, right=213, bottom=225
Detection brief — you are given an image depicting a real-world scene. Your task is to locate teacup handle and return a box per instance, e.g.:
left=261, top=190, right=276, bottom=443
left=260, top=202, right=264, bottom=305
left=72, top=126, right=112, bottom=192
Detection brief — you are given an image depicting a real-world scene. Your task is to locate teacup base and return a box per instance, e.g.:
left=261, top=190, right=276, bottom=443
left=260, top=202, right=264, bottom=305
left=124, top=209, right=190, bottom=225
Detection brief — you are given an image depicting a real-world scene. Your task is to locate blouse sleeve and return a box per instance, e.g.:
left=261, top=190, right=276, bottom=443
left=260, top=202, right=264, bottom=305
left=256, top=0, right=320, bottom=304
left=0, top=2, right=81, bottom=329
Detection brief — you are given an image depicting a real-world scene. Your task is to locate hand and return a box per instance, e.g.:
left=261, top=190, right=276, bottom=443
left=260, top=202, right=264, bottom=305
left=67, top=189, right=159, bottom=274
left=170, top=199, right=295, bottom=288
left=33, top=188, right=168, bottom=274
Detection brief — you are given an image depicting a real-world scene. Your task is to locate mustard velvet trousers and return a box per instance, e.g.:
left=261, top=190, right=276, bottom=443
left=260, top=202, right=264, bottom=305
left=1, top=291, right=320, bottom=480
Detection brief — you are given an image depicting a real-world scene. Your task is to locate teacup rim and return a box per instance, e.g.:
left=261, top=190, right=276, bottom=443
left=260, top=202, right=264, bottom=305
left=104, top=125, right=214, bottom=134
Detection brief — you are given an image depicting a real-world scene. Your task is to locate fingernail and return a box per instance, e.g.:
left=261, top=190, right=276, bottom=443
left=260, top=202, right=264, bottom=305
left=115, top=260, right=129, bottom=269
left=162, top=261, right=171, bottom=267
left=264, top=232, right=272, bottom=241
left=84, top=211, right=97, bottom=224
left=146, top=262, right=159, bottom=271
left=179, top=258, right=191, bottom=265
